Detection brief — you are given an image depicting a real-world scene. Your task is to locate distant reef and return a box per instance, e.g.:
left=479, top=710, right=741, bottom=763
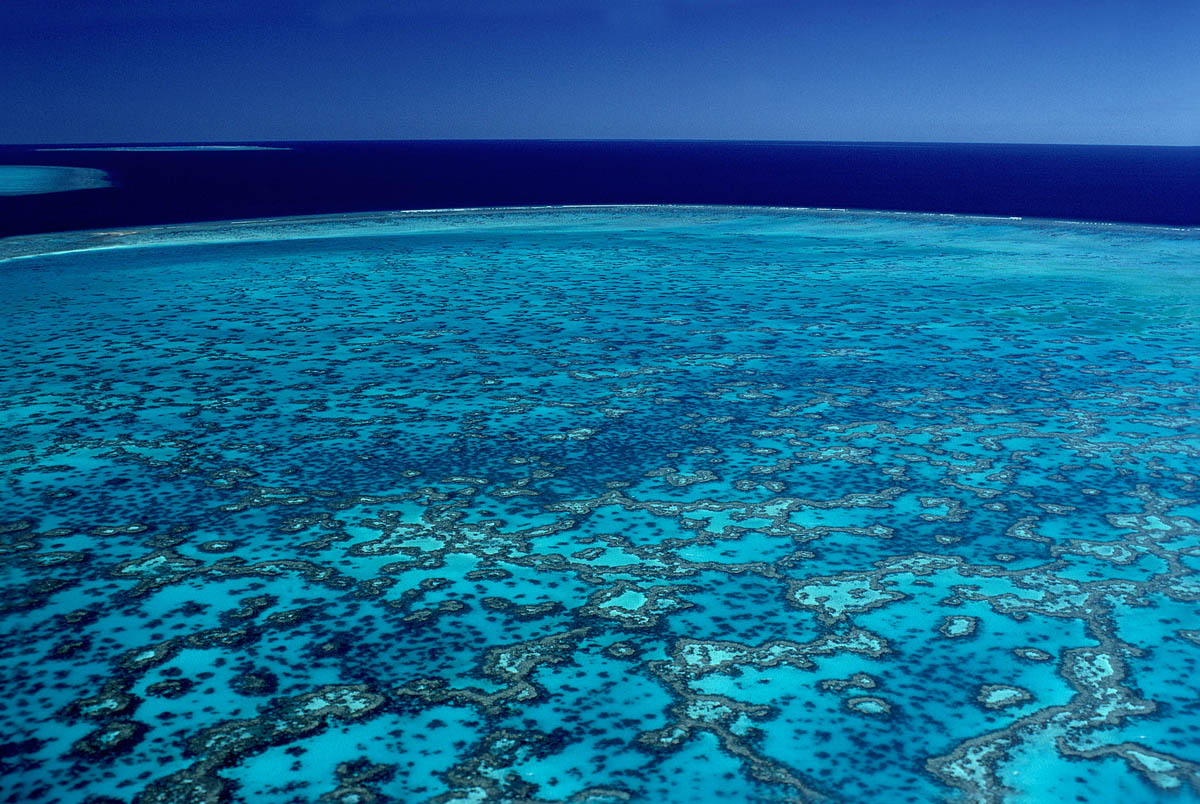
left=0, top=165, right=112, bottom=196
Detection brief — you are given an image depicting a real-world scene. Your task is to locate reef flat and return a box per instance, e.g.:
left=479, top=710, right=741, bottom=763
left=0, top=165, right=111, bottom=196
left=1, top=206, right=1198, bottom=803
left=34, top=146, right=290, bottom=152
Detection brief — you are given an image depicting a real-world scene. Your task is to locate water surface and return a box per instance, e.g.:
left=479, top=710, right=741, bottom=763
left=2, top=206, right=1198, bottom=803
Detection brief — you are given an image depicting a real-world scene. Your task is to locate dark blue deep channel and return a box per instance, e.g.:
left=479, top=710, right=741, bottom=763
left=0, top=140, right=1197, bottom=237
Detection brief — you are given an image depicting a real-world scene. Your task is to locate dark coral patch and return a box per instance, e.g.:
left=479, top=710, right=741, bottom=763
left=230, top=669, right=279, bottom=696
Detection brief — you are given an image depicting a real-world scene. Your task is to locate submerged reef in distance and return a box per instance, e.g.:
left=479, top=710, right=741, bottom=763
left=1, top=206, right=1199, bottom=803
left=0, top=165, right=111, bottom=196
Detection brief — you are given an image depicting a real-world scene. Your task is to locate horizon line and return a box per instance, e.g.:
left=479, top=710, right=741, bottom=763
left=3, top=137, right=1197, bottom=149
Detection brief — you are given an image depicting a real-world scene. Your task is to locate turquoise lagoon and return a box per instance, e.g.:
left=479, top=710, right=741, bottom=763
left=1, top=206, right=1199, bottom=803
left=0, top=166, right=111, bottom=197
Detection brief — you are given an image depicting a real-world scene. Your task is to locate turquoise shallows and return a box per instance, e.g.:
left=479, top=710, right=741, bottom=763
left=2, top=206, right=1199, bottom=803
left=0, top=165, right=111, bottom=196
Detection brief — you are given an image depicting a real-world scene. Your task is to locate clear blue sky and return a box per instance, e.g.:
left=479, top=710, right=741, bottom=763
left=3, top=0, right=1197, bottom=145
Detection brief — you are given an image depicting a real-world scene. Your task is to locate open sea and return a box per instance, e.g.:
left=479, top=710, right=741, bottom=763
left=0, top=140, right=1198, bottom=237
left=1, top=143, right=1199, bottom=804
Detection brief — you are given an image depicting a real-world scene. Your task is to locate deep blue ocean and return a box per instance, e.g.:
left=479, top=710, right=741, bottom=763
left=1, top=140, right=1197, bottom=237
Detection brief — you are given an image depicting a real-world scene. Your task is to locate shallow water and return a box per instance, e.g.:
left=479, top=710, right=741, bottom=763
left=0, top=165, right=111, bottom=196
left=1, top=206, right=1198, bottom=803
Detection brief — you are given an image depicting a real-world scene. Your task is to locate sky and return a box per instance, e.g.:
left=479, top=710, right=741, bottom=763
left=2, top=0, right=1197, bottom=145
